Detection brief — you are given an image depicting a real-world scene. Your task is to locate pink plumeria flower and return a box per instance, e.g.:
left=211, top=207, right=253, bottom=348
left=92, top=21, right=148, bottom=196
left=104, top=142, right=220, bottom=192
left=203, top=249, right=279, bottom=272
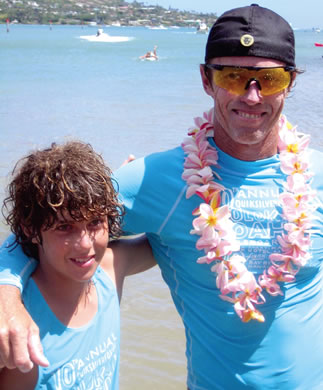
left=213, top=260, right=229, bottom=289
left=202, top=106, right=214, bottom=125
left=276, top=233, right=311, bottom=256
left=214, top=239, right=236, bottom=258
left=195, top=225, right=220, bottom=249
left=196, top=240, right=232, bottom=263
left=183, top=168, right=224, bottom=200
left=194, top=233, right=236, bottom=261
left=282, top=205, right=312, bottom=224
left=192, top=202, right=231, bottom=232
left=280, top=152, right=309, bottom=175
left=284, top=172, right=309, bottom=194
left=194, top=183, right=225, bottom=204
left=268, top=265, right=295, bottom=282
left=184, top=153, right=204, bottom=170
left=233, top=291, right=265, bottom=323
left=284, top=223, right=312, bottom=245
left=213, top=255, right=250, bottom=293
left=280, top=192, right=314, bottom=215
left=259, top=276, right=282, bottom=296
left=260, top=265, right=295, bottom=292
left=184, top=166, right=214, bottom=184
left=182, top=136, right=198, bottom=150
left=235, top=304, right=265, bottom=323
left=269, top=253, right=301, bottom=274
left=227, top=268, right=259, bottom=296
left=197, top=249, right=219, bottom=264
left=278, top=122, right=310, bottom=154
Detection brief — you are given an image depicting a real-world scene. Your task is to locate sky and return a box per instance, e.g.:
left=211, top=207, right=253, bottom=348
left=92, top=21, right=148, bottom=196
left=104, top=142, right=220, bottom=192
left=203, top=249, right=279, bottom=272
left=136, top=0, right=322, bottom=29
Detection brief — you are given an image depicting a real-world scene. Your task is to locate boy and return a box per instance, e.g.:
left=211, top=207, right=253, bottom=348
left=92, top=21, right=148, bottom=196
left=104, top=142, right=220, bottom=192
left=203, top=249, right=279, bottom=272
left=0, top=141, right=155, bottom=389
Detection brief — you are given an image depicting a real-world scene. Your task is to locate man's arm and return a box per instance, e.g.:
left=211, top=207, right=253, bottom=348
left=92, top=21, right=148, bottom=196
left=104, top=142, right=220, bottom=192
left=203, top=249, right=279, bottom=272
left=0, top=285, right=49, bottom=372
left=114, top=235, right=156, bottom=277
left=0, top=236, right=48, bottom=371
left=102, top=235, right=156, bottom=300
left=0, top=235, right=37, bottom=290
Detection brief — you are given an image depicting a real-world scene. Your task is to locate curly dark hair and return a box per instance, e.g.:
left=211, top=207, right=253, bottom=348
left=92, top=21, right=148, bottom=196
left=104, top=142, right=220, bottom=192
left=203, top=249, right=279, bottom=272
left=2, top=141, right=124, bottom=260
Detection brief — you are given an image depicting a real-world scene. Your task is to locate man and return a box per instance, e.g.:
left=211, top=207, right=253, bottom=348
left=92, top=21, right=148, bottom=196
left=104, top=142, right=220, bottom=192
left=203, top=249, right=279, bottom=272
left=1, top=5, right=323, bottom=389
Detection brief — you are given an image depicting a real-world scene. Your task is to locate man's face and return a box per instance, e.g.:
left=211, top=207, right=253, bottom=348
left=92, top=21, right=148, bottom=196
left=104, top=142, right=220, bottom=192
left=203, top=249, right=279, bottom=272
left=200, top=56, right=293, bottom=159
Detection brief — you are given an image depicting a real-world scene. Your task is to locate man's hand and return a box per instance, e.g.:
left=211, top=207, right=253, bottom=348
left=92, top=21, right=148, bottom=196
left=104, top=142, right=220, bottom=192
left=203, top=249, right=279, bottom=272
left=0, top=285, right=49, bottom=372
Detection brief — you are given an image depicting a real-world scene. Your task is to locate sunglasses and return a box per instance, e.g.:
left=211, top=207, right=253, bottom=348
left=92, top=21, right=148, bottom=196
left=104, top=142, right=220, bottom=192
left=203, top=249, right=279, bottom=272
left=205, top=64, right=295, bottom=96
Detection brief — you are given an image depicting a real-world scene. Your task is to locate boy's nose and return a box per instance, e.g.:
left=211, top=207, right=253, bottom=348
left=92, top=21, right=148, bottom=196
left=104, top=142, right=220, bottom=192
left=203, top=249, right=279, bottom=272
left=77, top=230, right=93, bottom=249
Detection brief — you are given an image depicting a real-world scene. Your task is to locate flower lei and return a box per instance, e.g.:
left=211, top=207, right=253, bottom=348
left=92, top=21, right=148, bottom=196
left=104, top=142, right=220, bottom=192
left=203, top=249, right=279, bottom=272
left=181, top=108, right=317, bottom=322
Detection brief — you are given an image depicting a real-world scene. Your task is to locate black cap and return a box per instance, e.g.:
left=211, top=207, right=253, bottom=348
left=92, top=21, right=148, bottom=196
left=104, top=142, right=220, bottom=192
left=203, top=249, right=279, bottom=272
left=205, top=4, right=295, bottom=67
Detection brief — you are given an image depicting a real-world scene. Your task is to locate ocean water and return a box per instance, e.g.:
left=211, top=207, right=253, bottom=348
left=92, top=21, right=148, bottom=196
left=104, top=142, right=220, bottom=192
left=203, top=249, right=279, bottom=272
left=1, top=24, right=323, bottom=389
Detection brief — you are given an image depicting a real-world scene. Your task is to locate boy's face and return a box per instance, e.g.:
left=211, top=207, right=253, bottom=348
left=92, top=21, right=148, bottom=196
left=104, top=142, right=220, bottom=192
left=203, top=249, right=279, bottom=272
left=36, top=212, right=109, bottom=285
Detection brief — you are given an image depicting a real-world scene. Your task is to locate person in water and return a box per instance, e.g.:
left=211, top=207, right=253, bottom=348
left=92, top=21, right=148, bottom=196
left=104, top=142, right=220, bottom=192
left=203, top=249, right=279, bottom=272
left=140, top=45, right=158, bottom=60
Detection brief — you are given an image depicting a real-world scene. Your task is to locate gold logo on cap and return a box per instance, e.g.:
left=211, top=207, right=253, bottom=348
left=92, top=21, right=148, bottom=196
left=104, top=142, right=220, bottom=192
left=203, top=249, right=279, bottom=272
left=240, top=34, right=254, bottom=47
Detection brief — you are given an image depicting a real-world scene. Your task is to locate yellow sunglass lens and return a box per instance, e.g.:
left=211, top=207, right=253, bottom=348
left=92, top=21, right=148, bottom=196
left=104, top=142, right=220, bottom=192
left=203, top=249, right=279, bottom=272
left=214, top=68, right=247, bottom=95
left=257, top=68, right=291, bottom=95
left=213, top=67, right=291, bottom=96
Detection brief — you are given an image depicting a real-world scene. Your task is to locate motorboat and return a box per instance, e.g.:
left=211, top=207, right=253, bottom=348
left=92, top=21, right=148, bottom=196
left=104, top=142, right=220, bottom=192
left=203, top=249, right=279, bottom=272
left=196, top=22, right=209, bottom=34
left=80, top=28, right=132, bottom=42
left=148, top=25, right=167, bottom=30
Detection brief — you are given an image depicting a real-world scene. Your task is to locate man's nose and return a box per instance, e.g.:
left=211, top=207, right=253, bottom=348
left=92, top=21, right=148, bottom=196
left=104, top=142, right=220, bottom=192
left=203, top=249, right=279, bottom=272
left=241, top=79, right=263, bottom=104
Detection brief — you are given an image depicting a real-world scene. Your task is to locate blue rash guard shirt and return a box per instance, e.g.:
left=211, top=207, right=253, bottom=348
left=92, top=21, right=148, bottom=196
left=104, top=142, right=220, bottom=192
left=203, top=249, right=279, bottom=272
left=114, top=141, right=323, bottom=390
left=23, top=266, right=120, bottom=390
left=0, top=136, right=322, bottom=389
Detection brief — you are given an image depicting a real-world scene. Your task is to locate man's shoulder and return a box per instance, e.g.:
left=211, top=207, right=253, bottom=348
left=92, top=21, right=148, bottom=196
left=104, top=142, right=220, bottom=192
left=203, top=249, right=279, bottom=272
left=309, top=147, right=323, bottom=166
left=145, top=145, right=184, bottom=166
left=309, top=147, right=323, bottom=180
left=115, top=146, right=184, bottom=177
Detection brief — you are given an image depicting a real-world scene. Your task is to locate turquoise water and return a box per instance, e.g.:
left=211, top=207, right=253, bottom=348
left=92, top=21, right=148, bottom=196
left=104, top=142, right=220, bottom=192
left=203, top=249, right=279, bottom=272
left=1, top=25, right=208, bottom=171
left=1, top=24, right=323, bottom=389
left=1, top=24, right=322, bottom=174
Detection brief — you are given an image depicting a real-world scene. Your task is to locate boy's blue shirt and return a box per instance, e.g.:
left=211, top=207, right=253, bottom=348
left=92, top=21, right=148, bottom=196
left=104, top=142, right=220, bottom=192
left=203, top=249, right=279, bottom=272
left=23, top=266, right=120, bottom=389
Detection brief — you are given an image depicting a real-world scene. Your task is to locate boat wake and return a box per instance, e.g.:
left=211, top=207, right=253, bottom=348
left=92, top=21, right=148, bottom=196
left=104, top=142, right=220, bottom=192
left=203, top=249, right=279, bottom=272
left=80, top=32, right=133, bottom=43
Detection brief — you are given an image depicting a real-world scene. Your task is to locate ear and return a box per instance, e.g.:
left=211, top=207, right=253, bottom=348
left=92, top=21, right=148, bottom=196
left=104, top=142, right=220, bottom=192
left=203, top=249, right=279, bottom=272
left=21, top=225, right=38, bottom=244
left=287, top=71, right=297, bottom=93
left=200, top=64, right=215, bottom=97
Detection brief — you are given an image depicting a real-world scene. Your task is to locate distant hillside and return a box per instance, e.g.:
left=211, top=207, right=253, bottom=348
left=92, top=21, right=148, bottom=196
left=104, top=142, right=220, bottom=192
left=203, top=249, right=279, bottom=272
left=0, top=0, right=218, bottom=27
